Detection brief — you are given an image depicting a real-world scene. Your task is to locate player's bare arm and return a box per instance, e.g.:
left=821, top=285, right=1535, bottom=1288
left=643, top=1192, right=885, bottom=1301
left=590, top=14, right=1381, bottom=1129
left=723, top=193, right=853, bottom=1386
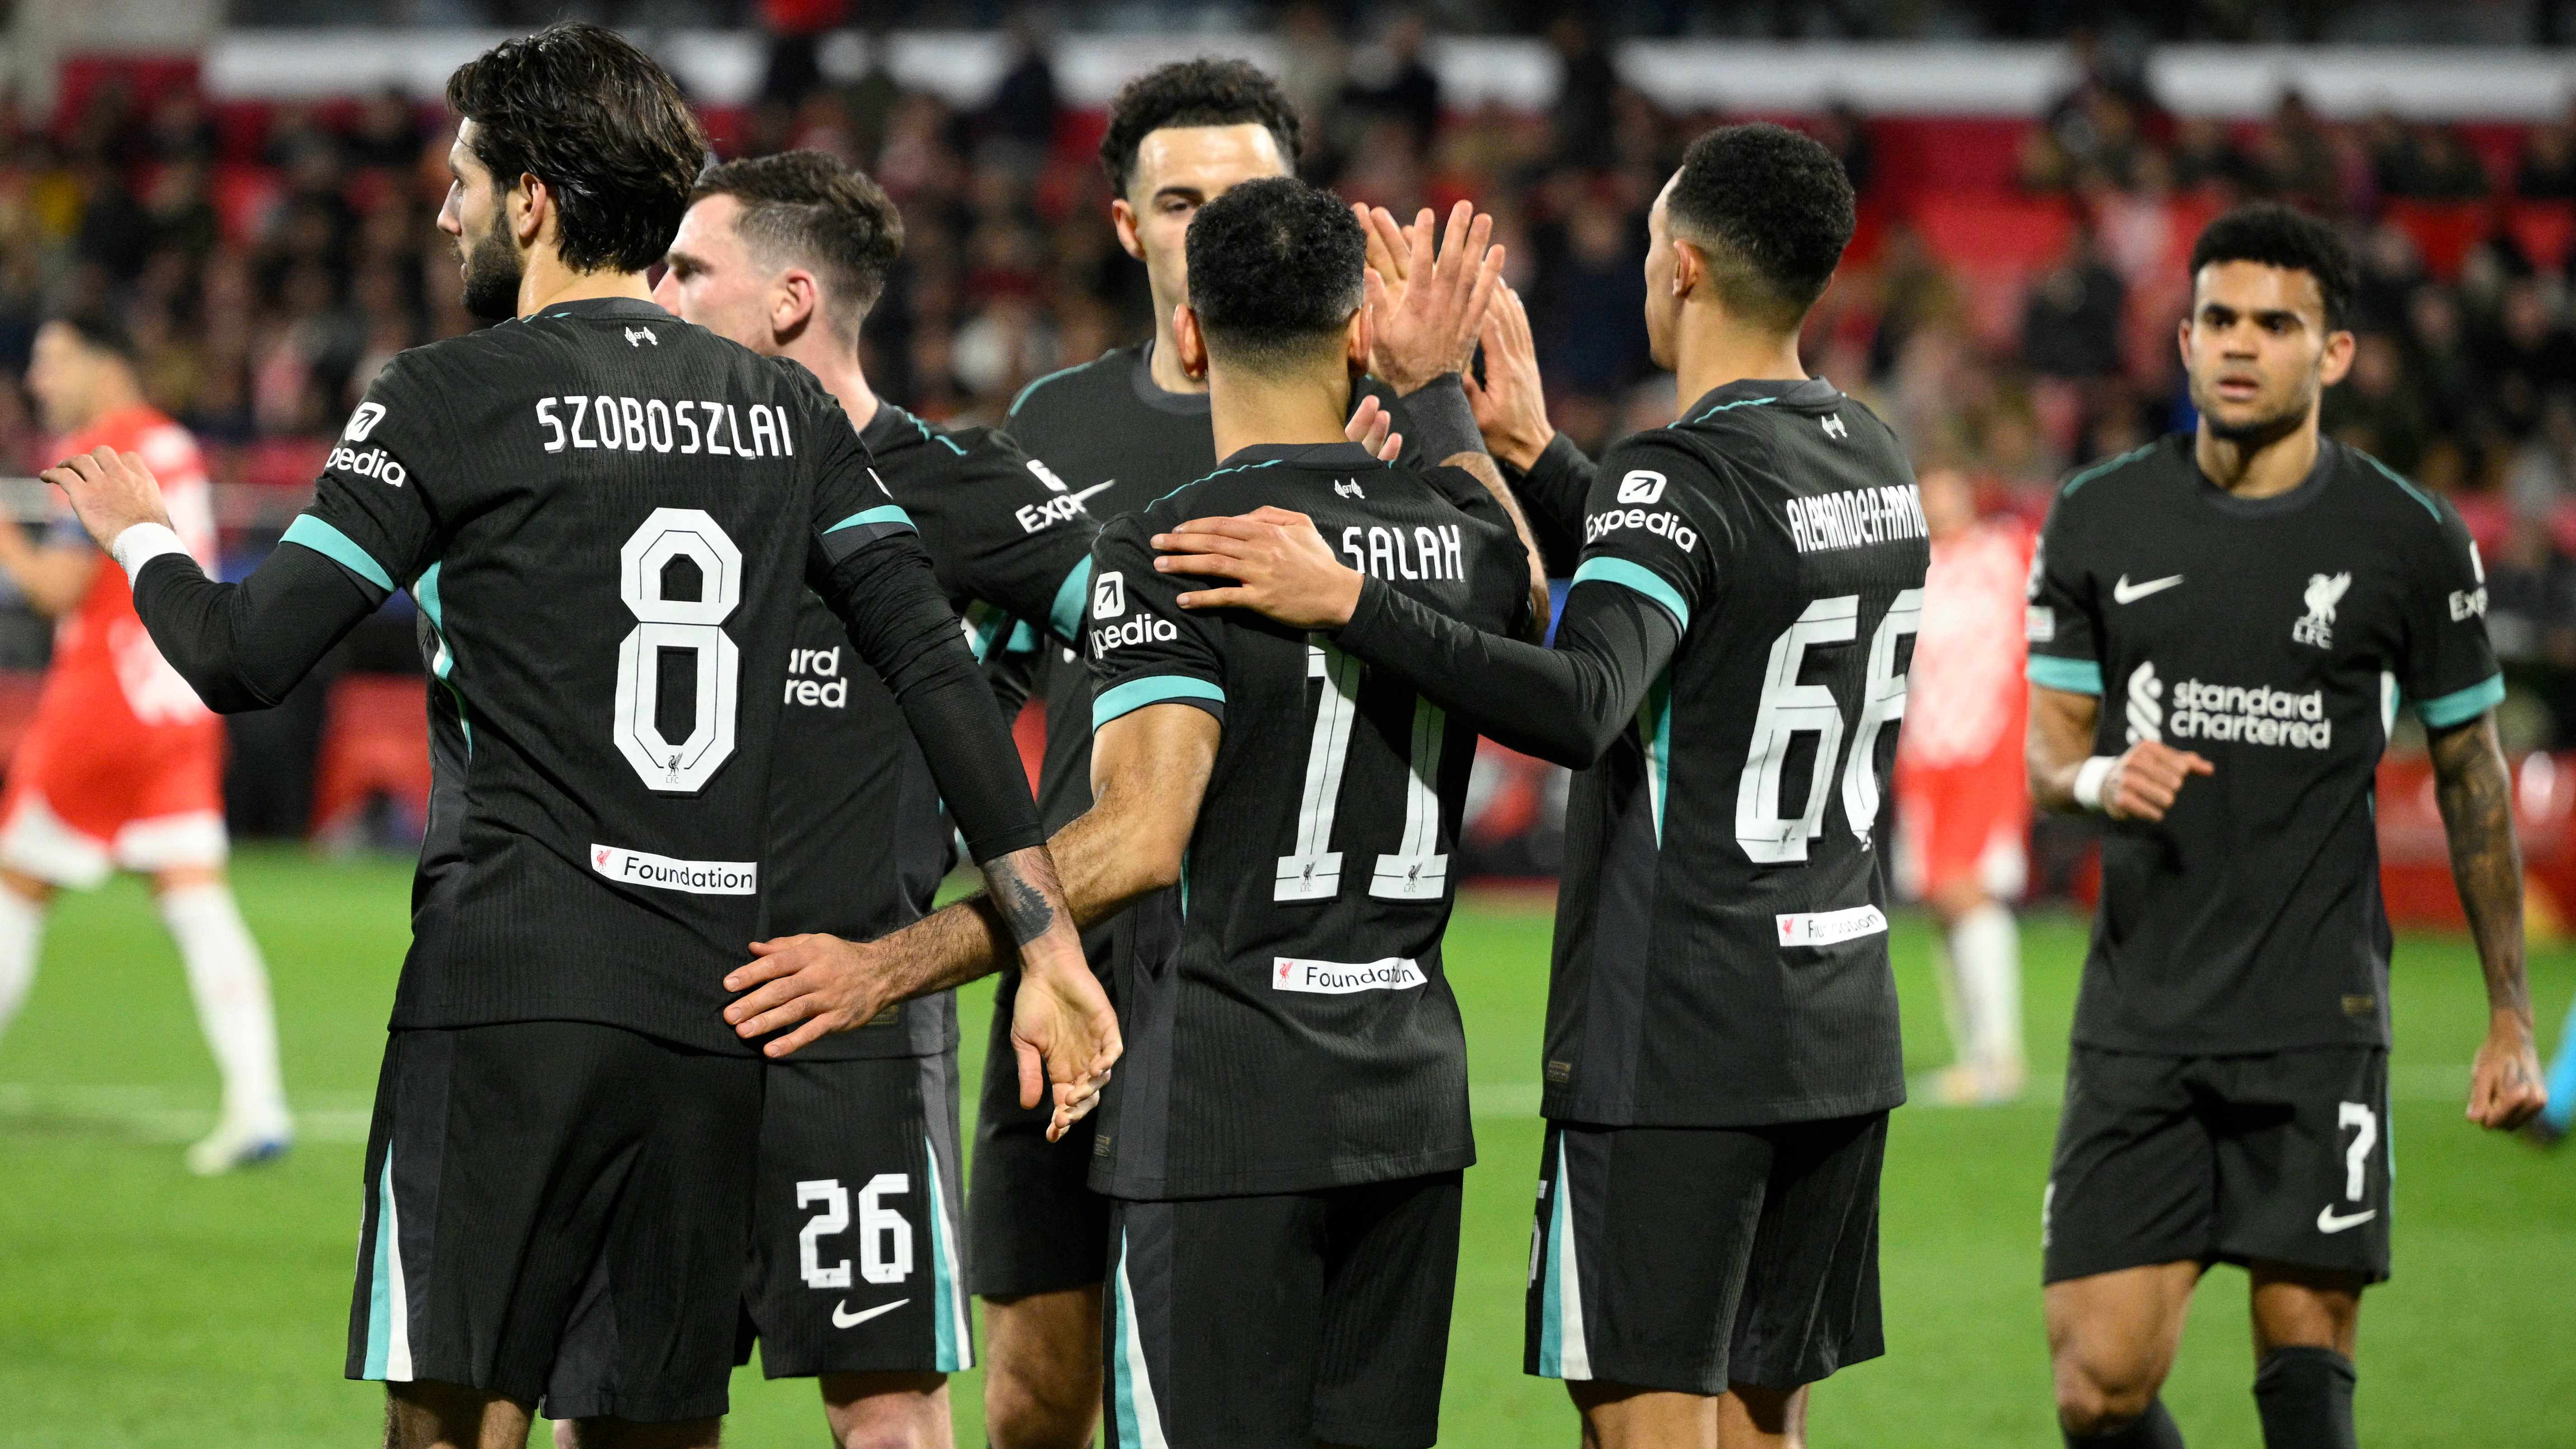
left=2027, top=684, right=2215, bottom=822
left=0, top=520, right=97, bottom=618
left=2427, top=712, right=2548, bottom=1130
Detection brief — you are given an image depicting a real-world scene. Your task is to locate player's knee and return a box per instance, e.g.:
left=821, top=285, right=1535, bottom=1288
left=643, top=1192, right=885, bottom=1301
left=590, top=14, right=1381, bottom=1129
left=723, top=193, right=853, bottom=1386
left=819, top=1372, right=947, bottom=1449
left=2054, top=1353, right=2164, bottom=1434
left=981, top=1365, right=1096, bottom=1449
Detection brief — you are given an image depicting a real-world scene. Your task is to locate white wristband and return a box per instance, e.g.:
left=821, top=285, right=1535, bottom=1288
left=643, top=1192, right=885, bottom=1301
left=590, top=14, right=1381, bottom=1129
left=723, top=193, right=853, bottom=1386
left=109, top=522, right=190, bottom=587
left=2072, top=755, right=2119, bottom=813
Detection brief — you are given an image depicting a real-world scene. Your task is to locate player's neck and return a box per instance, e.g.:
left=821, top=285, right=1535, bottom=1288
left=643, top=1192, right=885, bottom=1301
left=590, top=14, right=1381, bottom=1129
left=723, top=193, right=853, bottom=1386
left=1146, top=310, right=1206, bottom=396
left=1670, top=313, right=1806, bottom=418
left=784, top=339, right=880, bottom=435
left=1207, top=365, right=1353, bottom=462
left=2194, top=417, right=2321, bottom=500
left=516, top=250, right=653, bottom=318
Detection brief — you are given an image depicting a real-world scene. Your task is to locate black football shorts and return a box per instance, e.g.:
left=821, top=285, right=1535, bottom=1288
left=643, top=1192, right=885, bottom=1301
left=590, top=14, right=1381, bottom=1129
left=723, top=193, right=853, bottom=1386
left=740, top=1050, right=973, bottom=1378
left=970, top=961, right=1112, bottom=1297
left=2044, top=1044, right=2393, bottom=1285
left=346, top=1021, right=762, bottom=1423
left=1102, top=1172, right=1464, bottom=1449
left=1526, top=1114, right=1888, bottom=1396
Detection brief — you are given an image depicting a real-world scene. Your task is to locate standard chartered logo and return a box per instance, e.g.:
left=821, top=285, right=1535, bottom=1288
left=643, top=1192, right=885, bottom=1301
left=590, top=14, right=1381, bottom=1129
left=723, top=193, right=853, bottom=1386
left=2128, top=659, right=2332, bottom=751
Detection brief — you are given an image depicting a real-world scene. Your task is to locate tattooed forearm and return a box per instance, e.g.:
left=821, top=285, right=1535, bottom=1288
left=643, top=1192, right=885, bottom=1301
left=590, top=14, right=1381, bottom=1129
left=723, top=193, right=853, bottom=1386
left=2429, top=715, right=2531, bottom=1019
left=984, top=846, right=1063, bottom=947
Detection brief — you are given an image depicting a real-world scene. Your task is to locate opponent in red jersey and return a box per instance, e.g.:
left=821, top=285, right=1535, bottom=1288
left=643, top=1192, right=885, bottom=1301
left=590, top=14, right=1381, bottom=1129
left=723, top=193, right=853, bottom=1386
left=1895, top=463, right=2032, bottom=1104
left=0, top=312, right=288, bottom=1173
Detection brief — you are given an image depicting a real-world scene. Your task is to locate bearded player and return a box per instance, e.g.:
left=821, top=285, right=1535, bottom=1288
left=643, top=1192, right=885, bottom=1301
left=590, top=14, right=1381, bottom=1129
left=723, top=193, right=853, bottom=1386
left=0, top=309, right=288, bottom=1175
left=2028, top=203, right=2544, bottom=1449
left=1895, top=462, right=2031, bottom=1106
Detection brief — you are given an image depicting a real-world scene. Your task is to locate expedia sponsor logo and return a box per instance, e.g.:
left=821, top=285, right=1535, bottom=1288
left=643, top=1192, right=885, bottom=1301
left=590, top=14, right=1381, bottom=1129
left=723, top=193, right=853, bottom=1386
left=2450, top=586, right=2487, bottom=622
left=1616, top=469, right=1667, bottom=504
left=1091, top=614, right=1178, bottom=654
left=328, top=445, right=406, bottom=487
left=2025, top=604, right=2056, bottom=642
left=1092, top=570, right=1126, bottom=620
left=1015, top=493, right=1087, bottom=533
left=1585, top=507, right=1698, bottom=552
left=1026, top=457, right=1069, bottom=491
left=343, top=401, right=386, bottom=441
left=591, top=843, right=757, bottom=895
left=2163, top=672, right=2334, bottom=750
left=1271, top=956, right=1428, bottom=995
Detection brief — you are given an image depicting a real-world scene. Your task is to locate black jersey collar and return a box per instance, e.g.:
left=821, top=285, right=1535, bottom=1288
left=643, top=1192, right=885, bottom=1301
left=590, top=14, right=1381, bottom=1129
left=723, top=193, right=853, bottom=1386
left=1677, top=376, right=1842, bottom=421
left=1130, top=342, right=1214, bottom=416
left=523, top=296, right=678, bottom=324
left=1214, top=440, right=1384, bottom=471
left=2189, top=434, right=2338, bottom=517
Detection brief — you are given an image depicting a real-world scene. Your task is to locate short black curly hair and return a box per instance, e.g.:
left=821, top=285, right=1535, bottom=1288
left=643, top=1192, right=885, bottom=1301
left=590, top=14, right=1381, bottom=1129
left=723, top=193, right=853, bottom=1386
left=446, top=22, right=708, bottom=275
left=690, top=151, right=905, bottom=342
left=1185, top=176, right=1363, bottom=373
left=1098, top=58, right=1301, bottom=200
left=2188, top=203, right=2356, bottom=332
left=1664, top=123, right=1855, bottom=326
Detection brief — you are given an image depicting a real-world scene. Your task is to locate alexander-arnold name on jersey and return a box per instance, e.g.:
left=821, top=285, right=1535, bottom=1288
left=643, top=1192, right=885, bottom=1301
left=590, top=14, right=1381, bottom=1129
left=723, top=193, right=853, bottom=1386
left=1785, top=483, right=1928, bottom=555
left=533, top=394, right=798, bottom=458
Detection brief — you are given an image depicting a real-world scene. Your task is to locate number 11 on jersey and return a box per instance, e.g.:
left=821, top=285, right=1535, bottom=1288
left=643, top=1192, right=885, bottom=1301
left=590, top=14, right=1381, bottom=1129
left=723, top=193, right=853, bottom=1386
left=1276, top=639, right=1450, bottom=904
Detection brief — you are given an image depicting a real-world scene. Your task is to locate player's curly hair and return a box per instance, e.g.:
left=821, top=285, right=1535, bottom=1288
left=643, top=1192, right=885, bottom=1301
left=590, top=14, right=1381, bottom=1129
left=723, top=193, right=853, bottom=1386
left=446, top=22, right=708, bottom=275
left=1098, top=58, right=1302, bottom=199
left=690, top=151, right=905, bottom=342
left=1665, top=123, right=1856, bottom=327
left=2189, top=203, right=2356, bottom=332
left=1185, top=176, right=1363, bottom=373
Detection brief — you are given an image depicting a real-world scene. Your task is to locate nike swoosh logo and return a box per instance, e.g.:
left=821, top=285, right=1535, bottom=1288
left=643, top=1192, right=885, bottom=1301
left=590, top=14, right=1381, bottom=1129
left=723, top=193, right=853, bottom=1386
left=831, top=1298, right=909, bottom=1329
left=2112, top=574, right=2184, bottom=604
left=2316, top=1205, right=2377, bottom=1234
left=1069, top=479, right=1115, bottom=507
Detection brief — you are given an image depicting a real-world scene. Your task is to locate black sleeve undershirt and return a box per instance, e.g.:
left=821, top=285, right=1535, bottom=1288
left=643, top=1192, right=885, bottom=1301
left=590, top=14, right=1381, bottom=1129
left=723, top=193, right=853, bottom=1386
left=1507, top=430, right=1598, bottom=579
left=812, top=532, right=1045, bottom=864
left=130, top=546, right=383, bottom=713
left=1333, top=570, right=1677, bottom=768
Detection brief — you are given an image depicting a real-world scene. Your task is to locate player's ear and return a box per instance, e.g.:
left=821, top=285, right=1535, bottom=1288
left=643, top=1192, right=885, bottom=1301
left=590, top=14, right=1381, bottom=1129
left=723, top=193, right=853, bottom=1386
left=1174, top=304, right=1208, bottom=380
left=1347, top=301, right=1372, bottom=374
left=2177, top=314, right=2194, bottom=370
left=773, top=268, right=819, bottom=341
left=1669, top=237, right=1704, bottom=300
left=2317, top=326, right=2357, bottom=388
left=510, top=172, right=547, bottom=250
left=1110, top=197, right=1146, bottom=262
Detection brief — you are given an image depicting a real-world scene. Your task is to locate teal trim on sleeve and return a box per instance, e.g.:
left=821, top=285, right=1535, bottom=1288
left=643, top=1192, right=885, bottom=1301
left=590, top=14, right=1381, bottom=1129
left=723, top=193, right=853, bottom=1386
left=1571, top=557, right=1690, bottom=633
left=2358, top=451, right=2442, bottom=520
left=1048, top=556, right=1094, bottom=643
left=824, top=505, right=916, bottom=534
left=1008, top=361, right=1088, bottom=416
left=281, top=514, right=393, bottom=593
left=2415, top=673, right=2504, bottom=728
left=2027, top=654, right=2105, bottom=695
left=1092, top=675, right=1224, bottom=731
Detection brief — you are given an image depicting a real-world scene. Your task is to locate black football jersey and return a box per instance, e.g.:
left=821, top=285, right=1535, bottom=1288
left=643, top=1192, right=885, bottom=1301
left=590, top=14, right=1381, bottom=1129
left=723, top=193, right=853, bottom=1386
left=293, top=297, right=951, bottom=1053
left=1003, top=344, right=1418, bottom=834
left=1080, top=442, right=1532, bottom=1199
left=1544, top=379, right=1926, bottom=1128
left=2027, top=434, right=2501, bottom=1053
left=765, top=403, right=1095, bottom=1061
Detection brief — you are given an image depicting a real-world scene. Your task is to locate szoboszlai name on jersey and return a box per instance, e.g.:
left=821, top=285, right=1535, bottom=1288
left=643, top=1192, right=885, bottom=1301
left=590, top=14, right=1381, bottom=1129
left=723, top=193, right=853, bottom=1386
left=533, top=394, right=798, bottom=457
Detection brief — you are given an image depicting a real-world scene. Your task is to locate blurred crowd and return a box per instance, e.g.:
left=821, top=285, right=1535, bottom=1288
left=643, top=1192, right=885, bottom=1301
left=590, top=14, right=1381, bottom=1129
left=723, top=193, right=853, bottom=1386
left=2, top=22, right=2576, bottom=733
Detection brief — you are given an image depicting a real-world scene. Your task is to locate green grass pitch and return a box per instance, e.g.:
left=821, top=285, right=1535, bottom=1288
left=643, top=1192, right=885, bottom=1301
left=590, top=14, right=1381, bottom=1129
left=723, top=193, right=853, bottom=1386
left=1, top=849, right=2570, bottom=1446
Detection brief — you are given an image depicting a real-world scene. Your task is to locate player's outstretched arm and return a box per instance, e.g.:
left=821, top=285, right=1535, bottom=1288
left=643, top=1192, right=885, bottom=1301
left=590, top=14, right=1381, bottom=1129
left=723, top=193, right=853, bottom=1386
left=1153, top=507, right=1667, bottom=766
left=2428, top=712, right=2548, bottom=1130
left=41, top=446, right=378, bottom=710
left=2026, top=685, right=2213, bottom=821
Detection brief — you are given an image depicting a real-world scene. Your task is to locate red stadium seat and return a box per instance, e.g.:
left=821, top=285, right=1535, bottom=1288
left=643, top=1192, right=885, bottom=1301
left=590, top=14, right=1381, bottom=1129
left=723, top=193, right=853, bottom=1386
left=2385, top=199, right=2496, bottom=282
left=2507, top=201, right=2576, bottom=272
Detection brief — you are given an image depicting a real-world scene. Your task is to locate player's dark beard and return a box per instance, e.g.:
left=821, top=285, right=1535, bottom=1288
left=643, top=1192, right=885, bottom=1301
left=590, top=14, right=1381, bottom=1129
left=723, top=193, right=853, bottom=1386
left=457, top=210, right=524, bottom=322
left=2198, top=380, right=2313, bottom=451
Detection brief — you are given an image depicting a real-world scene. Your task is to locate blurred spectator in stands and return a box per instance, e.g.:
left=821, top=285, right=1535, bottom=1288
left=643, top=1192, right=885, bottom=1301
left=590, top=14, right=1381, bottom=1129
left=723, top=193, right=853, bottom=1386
left=2323, top=332, right=2432, bottom=475
left=2020, top=228, right=2125, bottom=381
left=2518, top=112, right=2576, bottom=200
left=1547, top=16, right=1619, bottom=169
left=1532, top=196, right=1648, bottom=413
left=760, top=0, right=845, bottom=108
left=2170, top=115, right=2254, bottom=199
left=347, top=89, right=423, bottom=173
left=1343, top=12, right=1442, bottom=160
left=2481, top=277, right=2576, bottom=441
left=143, top=88, right=219, bottom=167
left=2482, top=513, right=2576, bottom=669
left=983, top=11, right=1062, bottom=159
left=1812, top=102, right=1874, bottom=196
left=2375, top=121, right=2494, bottom=201
left=2249, top=90, right=2343, bottom=213
left=1277, top=3, right=1349, bottom=159
left=2352, top=219, right=2427, bottom=332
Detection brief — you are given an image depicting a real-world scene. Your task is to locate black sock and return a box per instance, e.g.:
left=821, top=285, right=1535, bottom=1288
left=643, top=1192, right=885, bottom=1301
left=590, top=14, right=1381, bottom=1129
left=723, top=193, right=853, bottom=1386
left=2065, top=1396, right=2186, bottom=1448
left=2254, top=1346, right=2358, bottom=1449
